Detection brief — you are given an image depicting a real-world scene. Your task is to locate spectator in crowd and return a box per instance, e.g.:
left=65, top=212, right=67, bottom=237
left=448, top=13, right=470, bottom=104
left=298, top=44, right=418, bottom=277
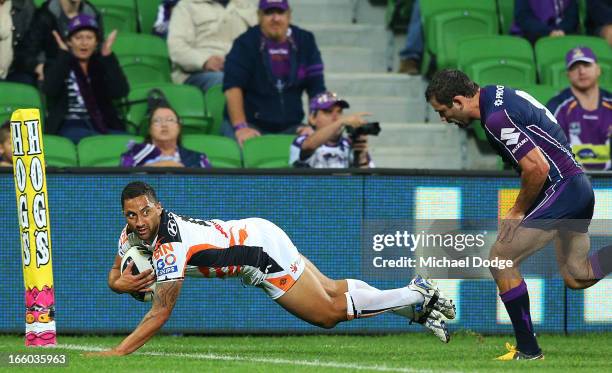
left=152, top=0, right=178, bottom=39
left=223, top=0, right=326, bottom=146
left=120, top=104, right=211, bottom=168
left=290, top=92, right=374, bottom=168
left=0, top=0, right=36, bottom=84
left=42, top=14, right=128, bottom=144
left=0, top=122, right=12, bottom=167
left=398, top=0, right=423, bottom=75
left=547, top=47, right=612, bottom=170
left=511, top=0, right=579, bottom=44
left=585, top=0, right=612, bottom=46
left=23, top=0, right=102, bottom=82
left=167, top=0, right=256, bottom=93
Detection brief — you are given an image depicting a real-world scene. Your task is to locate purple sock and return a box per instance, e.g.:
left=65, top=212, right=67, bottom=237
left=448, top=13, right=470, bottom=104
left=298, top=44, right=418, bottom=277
left=590, top=245, right=612, bottom=279
left=500, top=280, right=541, bottom=355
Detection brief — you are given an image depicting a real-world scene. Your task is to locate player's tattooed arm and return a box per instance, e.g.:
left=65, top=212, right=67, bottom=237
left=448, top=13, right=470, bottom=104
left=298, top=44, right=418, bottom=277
left=152, top=280, right=183, bottom=309
left=87, top=280, right=184, bottom=357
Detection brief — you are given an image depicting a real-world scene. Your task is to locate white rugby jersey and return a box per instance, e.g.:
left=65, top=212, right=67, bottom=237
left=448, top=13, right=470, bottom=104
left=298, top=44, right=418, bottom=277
left=117, top=211, right=289, bottom=286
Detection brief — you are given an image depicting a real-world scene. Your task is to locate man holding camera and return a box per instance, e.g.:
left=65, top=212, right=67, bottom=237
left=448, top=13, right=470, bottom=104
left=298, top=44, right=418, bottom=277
left=290, top=91, right=375, bottom=168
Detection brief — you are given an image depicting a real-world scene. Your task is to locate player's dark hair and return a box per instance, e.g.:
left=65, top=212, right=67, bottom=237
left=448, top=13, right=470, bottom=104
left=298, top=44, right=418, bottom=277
left=425, top=69, right=479, bottom=107
left=121, top=181, right=158, bottom=208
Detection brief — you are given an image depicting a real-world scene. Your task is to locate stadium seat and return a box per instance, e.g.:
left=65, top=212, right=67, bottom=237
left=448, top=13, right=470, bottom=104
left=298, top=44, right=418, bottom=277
left=457, top=36, right=536, bottom=87
left=420, top=1, right=498, bottom=72
left=124, top=83, right=211, bottom=136
left=242, top=135, right=295, bottom=168
left=203, top=84, right=226, bottom=135
left=33, top=0, right=47, bottom=8
left=90, top=0, right=138, bottom=34
left=43, top=135, right=78, bottom=167
left=496, top=0, right=514, bottom=34
left=112, top=32, right=171, bottom=87
left=535, top=36, right=612, bottom=89
left=181, top=134, right=241, bottom=168
left=136, top=0, right=159, bottom=34
left=513, top=84, right=559, bottom=106
left=0, top=82, right=44, bottom=126
left=77, top=134, right=143, bottom=166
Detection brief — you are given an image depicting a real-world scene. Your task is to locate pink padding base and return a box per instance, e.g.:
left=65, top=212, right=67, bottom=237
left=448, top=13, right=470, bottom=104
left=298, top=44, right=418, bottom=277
left=25, top=331, right=56, bottom=346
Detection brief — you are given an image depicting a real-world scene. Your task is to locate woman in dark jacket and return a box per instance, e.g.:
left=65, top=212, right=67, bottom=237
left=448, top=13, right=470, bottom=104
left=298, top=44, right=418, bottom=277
left=120, top=104, right=211, bottom=168
left=42, top=14, right=128, bottom=144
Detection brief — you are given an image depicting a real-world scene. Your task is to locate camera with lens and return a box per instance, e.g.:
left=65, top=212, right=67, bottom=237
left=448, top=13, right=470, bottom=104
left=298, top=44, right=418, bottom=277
left=344, top=122, right=381, bottom=168
left=344, top=122, right=381, bottom=139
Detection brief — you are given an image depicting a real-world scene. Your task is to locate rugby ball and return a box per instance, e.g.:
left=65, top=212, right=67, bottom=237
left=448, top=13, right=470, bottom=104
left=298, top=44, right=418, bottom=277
left=120, top=246, right=156, bottom=302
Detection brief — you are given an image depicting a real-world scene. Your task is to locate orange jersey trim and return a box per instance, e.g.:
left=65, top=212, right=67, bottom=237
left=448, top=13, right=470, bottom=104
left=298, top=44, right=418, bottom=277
left=266, top=274, right=296, bottom=292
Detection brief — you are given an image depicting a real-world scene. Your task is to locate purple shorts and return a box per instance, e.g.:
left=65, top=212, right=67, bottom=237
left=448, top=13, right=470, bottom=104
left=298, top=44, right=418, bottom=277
left=522, top=173, right=594, bottom=233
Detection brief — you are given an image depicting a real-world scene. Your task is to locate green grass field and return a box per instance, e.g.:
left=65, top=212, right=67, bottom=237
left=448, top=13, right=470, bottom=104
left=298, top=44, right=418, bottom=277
left=0, top=332, right=610, bottom=372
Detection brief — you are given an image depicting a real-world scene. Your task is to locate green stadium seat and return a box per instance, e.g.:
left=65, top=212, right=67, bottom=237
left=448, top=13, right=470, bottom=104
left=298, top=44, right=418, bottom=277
left=0, top=82, right=44, bottom=126
left=457, top=36, right=536, bottom=87
left=77, top=134, right=143, bottom=166
left=535, top=36, right=612, bottom=89
left=112, top=32, right=171, bottom=87
left=513, top=84, right=560, bottom=106
left=43, top=135, right=78, bottom=167
left=420, top=1, right=498, bottom=72
left=33, top=0, right=47, bottom=8
left=90, top=0, right=138, bottom=34
left=125, top=83, right=211, bottom=136
left=496, top=0, right=514, bottom=34
left=204, top=84, right=226, bottom=135
left=242, top=135, right=294, bottom=168
left=136, top=0, right=159, bottom=34
left=182, top=134, right=241, bottom=168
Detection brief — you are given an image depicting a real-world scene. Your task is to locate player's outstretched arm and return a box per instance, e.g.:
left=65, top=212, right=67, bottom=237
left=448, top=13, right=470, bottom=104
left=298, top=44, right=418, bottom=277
left=86, top=279, right=183, bottom=357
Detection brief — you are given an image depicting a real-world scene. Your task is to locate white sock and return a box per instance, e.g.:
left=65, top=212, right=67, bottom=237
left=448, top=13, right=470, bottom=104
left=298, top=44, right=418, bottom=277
left=345, top=287, right=424, bottom=319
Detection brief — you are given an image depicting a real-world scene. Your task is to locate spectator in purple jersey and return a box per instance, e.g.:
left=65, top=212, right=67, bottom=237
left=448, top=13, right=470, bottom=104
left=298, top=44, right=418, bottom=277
left=223, top=0, right=326, bottom=146
left=585, top=0, right=612, bottom=46
left=120, top=104, right=211, bottom=168
left=426, top=69, right=612, bottom=361
left=547, top=47, right=612, bottom=170
left=511, top=0, right=579, bottom=44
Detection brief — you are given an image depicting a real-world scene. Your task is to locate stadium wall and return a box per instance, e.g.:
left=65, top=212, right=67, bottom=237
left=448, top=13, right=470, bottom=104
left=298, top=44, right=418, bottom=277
left=0, top=170, right=610, bottom=334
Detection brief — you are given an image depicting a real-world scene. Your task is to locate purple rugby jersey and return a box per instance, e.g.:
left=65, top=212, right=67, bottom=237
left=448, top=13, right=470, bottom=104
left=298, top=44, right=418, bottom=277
left=479, top=85, right=583, bottom=184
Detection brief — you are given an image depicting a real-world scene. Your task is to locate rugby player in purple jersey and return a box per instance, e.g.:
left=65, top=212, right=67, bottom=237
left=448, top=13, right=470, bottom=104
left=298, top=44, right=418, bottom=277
left=426, top=69, right=612, bottom=360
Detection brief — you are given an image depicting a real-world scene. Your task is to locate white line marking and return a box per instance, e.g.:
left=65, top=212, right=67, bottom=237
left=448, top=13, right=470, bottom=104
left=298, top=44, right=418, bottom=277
left=60, top=343, right=461, bottom=373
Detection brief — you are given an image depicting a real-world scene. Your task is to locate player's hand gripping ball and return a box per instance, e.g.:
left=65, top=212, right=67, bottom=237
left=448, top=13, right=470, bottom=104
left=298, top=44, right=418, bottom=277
left=120, top=246, right=156, bottom=302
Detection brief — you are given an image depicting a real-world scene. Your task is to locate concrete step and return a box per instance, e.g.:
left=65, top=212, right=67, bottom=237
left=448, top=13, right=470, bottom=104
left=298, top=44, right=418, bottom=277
left=326, top=73, right=423, bottom=98
left=370, top=123, right=462, bottom=147
left=368, top=123, right=464, bottom=169
left=290, top=0, right=355, bottom=25
left=320, top=47, right=386, bottom=73
left=302, top=24, right=388, bottom=53
left=343, top=96, right=424, bottom=123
